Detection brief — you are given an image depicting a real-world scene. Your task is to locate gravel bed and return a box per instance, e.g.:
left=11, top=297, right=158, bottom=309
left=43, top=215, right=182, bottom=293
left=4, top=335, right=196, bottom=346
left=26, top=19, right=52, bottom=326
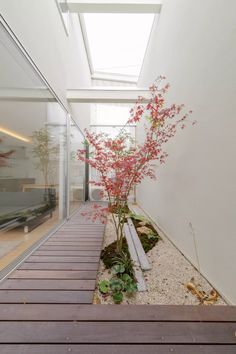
left=93, top=216, right=227, bottom=305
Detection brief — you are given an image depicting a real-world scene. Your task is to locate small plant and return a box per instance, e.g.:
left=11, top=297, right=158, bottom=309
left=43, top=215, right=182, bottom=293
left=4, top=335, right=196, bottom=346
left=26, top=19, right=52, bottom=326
left=111, top=263, right=125, bottom=275
left=110, top=278, right=124, bottom=292
left=113, top=251, right=134, bottom=278
left=99, top=280, right=110, bottom=294
left=112, top=292, right=123, bottom=304
left=98, top=271, right=137, bottom=304
left=99, top=245, right=138, bottom=304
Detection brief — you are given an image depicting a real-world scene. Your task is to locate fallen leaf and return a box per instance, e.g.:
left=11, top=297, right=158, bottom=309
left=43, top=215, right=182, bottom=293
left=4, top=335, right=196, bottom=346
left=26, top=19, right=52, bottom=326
left=185, top=278, right=219, bottom=305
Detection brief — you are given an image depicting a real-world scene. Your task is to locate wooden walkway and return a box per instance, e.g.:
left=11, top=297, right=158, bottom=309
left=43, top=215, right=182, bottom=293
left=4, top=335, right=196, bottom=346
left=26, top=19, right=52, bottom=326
left=0, top=204, right=105, bottom=305
left=0, top=203, right=235, bottom=353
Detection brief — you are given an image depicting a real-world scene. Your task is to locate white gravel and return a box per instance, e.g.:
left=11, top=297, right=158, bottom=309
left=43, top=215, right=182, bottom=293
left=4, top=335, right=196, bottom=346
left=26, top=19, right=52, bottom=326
left=93, top=215, right=227, bottom=305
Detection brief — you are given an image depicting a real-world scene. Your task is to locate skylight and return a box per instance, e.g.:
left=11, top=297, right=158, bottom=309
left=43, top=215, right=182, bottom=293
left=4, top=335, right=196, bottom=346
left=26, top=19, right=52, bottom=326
left=83, top=13, right=155, bottom=79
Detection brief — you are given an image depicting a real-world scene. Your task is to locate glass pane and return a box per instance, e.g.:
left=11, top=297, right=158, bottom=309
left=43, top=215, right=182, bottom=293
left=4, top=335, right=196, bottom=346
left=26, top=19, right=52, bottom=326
left=69, top=119, right=85, bottom=214
left=84, top=13, right=155, bottom=77
left=0, top=23, right=67, bottom=270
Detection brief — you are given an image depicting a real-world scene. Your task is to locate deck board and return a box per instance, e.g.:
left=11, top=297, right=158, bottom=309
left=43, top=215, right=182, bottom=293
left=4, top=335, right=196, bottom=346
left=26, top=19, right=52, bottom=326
left=0, top=304, right=235, bottom=322
left=9, top=270, right=98, bottom=279
left=19, top=262, right=99, bottom=270
left=0, top=322, right=235, bottom=344
left=0, top=345, right=235, bottom=354
left=0, top=202, right=235, bottom=353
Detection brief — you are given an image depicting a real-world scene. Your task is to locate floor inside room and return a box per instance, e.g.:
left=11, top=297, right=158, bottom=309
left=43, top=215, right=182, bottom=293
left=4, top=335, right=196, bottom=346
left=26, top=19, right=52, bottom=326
left=0, top=200, right=84, bottom=271
left=0, top=208, right=60, bottom=271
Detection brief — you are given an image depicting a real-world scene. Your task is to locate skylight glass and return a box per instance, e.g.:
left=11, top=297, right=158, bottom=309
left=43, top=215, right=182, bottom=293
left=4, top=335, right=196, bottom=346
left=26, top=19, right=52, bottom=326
left=83, top=13, right=155, bottom=78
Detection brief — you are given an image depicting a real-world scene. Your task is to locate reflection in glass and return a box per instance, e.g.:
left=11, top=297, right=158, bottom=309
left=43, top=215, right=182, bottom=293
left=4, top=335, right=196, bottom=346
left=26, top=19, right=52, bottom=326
left=0, top=23, right=67, bottom=268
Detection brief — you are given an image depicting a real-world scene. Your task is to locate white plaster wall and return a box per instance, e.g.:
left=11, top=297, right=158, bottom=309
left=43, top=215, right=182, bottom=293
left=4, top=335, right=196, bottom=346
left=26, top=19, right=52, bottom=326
left=0, top=0, right=91, bottom=129
left=137, top=0, right=236, bottom=304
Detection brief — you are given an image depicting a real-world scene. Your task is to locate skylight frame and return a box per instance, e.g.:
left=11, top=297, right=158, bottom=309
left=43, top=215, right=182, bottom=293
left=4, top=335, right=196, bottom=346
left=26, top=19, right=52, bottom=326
left=78, top=12, right=157, bottom=83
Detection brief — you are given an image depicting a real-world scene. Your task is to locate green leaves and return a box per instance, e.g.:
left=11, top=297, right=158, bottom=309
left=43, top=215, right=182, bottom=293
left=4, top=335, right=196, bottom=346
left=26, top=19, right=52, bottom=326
left=113, top=251, right=134, bottom=277
left=98, top=273, right=137, bottom=304
left=111, top=264, right=125, bottom=275
left=147, top=231, right=158, bottom=240
left=99, top=280, right=110, bottom=294
left=110, top=278, right=124, bottom=292
left=125, top=282, right=138, bottom=294
left=121, top=273, right=132, bottom=282
left=112, top=292, right=123, bottom=304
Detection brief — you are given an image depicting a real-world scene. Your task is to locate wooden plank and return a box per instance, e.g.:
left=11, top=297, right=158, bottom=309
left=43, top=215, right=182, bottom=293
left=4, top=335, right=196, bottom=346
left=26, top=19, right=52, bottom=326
left=50, top=237, right=103, bottom=241
left=52, top=234, right=103, bottom=237
left=0, top=291, right=93, bottom=303
left=56, top=231, right=103, bottom=234
left=19, top=263, right=98, bottom=270
left=0, top=304, right=235, bottom=322
left=58, top=225, right=105, bottom=230
left=44, top=240, right=102, bottom=244
left=0, top=322, right=235, bottom=343
left=25, top=256, right=99, bottom=263
left=55, top=226, right=104, bottom=230
left=33, top=250, right=100, bottom=257
left=56, top=225, right=104, bottom=229
left=0, top=345, right=236, bottom=354
left=127, top=218, right=151, bottom=271
left=0, top=279, right=96, bottom=290
left=49, top=234, right=103, bottom=238
left=8, top=270, right=97, bottom=279
left=38, top=245, right=101, bottom=250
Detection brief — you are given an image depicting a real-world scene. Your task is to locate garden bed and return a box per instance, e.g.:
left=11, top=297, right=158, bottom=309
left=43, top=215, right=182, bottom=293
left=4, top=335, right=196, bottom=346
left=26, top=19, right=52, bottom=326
left=93, top=214, right=227, bottom=305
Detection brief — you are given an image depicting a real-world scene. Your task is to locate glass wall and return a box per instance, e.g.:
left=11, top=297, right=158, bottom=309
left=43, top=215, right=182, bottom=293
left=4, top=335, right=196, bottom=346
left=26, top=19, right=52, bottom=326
left=69, top=118, right=86, bottom=215
left=0, top=22, right=68, bottom=269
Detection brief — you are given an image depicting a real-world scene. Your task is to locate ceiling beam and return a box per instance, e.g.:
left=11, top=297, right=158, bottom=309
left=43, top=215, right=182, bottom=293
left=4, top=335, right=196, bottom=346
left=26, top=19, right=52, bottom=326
left=0, top=88, right=55, bottom=102
left=63, top=1, right=162, bottom=13
left=67, top=87, right=150, bottom=103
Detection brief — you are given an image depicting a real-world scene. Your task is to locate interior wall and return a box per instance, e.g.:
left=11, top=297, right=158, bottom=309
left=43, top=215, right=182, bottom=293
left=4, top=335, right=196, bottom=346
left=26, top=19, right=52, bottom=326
left=137, top=0, right=236, bottom=304
left=0, top=0, right=91, bottom=129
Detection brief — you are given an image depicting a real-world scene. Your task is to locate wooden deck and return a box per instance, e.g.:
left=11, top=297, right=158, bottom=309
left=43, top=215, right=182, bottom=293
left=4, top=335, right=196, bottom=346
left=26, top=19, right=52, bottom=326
left=0, top=203, right=235, bottom=353
left=0, top=204, right=105, bottom=305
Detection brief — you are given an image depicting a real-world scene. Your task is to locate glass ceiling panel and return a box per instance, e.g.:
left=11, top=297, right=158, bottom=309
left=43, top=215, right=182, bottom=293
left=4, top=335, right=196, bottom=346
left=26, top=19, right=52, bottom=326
left=83, top=13, right=155, bottom=78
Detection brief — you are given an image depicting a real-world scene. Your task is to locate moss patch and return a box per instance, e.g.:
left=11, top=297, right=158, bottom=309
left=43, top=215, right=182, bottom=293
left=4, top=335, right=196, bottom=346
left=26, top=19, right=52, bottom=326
left=131, top=217, right=160, bottom=253
left=101, top=238, right=129, bottom=269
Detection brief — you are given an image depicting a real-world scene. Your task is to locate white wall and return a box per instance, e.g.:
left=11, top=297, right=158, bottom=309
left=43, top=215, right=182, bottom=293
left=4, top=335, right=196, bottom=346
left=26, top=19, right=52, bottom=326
left=137, top=0, right=236, bottom=304
left=0, top=0, right=91, bottom=129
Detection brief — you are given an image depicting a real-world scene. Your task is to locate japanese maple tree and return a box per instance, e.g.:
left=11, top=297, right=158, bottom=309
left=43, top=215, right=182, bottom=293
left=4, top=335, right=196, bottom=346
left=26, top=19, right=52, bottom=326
left=78, top=77, right=195, bottom=252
